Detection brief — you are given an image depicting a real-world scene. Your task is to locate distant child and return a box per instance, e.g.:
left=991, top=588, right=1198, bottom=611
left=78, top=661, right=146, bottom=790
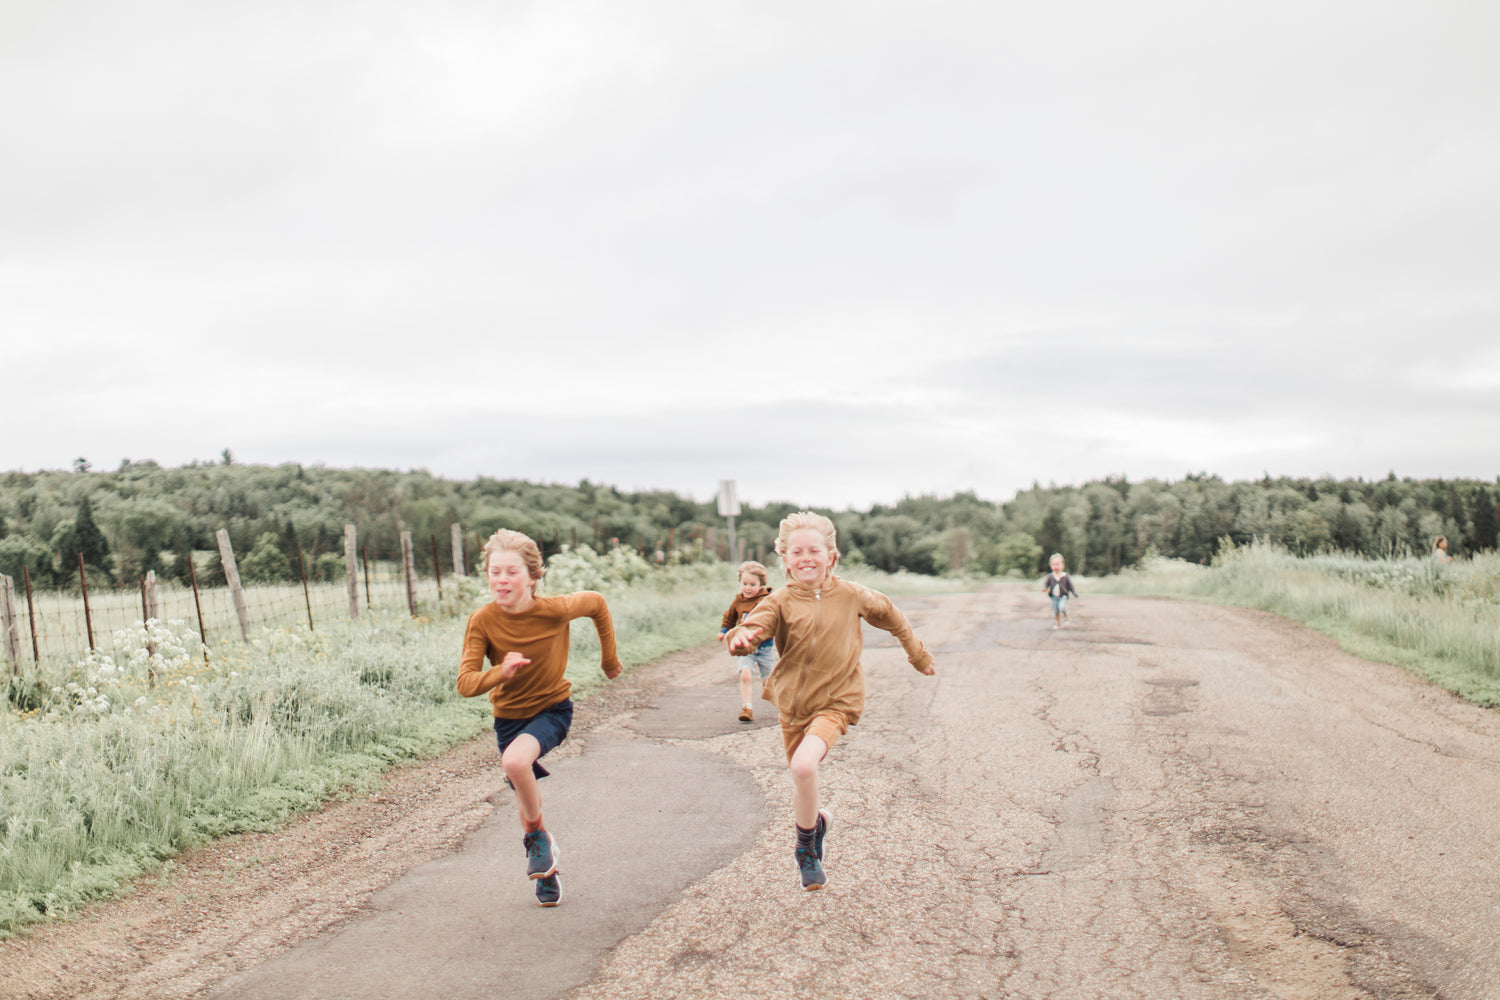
left=1042, top=553, right=1078, bottom=629
left=1434, top=536, right=1452, bottom=563
left=716, top=560, right=777, bottom=722
left=727, top=511, right=934, bottom=891
left=457, top=529, right=623, bottom=908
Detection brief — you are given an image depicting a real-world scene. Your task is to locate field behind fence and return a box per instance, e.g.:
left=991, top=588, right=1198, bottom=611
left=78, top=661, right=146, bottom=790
left=1, top=523, right=469, bottom=675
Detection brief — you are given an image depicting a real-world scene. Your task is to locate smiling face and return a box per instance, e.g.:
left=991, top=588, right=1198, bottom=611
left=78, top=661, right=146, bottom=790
left=783, top=528, right=834, bottom=589
left=487, top=549, right=538, bottom=611
left=739, top=571, right=763, bottom=599
left=1050, top=555, right=1065, bottom=574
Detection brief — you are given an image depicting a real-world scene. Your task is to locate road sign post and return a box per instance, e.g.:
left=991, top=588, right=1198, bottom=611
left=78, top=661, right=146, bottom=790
left=717, top=480, right=741, bottom=563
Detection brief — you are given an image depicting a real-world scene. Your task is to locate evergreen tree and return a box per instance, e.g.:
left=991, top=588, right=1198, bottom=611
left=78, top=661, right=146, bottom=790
left=1467, top=488, right=1499, bottom=553
left=168, top=526, right=196, bottom=584
left=74, top=494, right=110, bottom=569
left=279, top=518, right=301, bottom=569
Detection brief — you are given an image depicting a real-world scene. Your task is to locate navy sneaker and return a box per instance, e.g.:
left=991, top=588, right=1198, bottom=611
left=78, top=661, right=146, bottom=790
left=534, top=872, right=561, bottom=907
left=795, top=843, right=826, bottom=891
left=523, top=830, right=559, bottom=880
left=814, top=808, right=831, bottom=862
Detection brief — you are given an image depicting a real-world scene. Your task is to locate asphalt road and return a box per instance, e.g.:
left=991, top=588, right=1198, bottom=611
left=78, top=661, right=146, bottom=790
left=22, top=586, right=1500, bottom=1000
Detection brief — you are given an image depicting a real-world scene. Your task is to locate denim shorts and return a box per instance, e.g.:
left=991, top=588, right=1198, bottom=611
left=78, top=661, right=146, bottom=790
left=1050, top=595, right=1069, bottom=614
left=733, top=641, right=776, bottom=680
left=493, top=699, right=573, bottom=781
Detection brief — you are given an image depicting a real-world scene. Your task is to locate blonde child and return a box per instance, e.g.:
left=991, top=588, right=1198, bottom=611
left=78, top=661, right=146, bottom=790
left=1042, top=552, right=1078, bottom=628
left=727, top=511, right=934, bottom=891
left=716, top=560, right=777, bottom=722
left=456, top=529, right=623, bottom=907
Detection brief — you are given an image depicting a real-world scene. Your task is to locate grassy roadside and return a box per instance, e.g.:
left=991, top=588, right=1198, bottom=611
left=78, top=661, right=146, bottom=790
left=1093, top=541, right=1500, bottom=707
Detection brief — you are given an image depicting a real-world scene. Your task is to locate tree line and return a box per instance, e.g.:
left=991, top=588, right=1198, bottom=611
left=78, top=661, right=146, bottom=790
left=0, top=459, right=1495, bottom=589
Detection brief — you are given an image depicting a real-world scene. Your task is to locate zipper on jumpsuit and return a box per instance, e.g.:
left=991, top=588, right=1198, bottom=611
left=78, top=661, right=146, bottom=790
left=790, top=586, right=820, bottom=723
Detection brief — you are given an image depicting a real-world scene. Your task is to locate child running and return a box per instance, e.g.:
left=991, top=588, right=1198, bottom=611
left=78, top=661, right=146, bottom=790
left=727, top=511, right=934, bottom=891
left=716, top=560, right=777, bottom=722
left=456, top=529, right=623, bottom=908
left=1042, top=552, right=1078, bottom=628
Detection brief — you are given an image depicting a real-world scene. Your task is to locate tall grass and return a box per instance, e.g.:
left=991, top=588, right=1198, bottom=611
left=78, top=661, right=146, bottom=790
left=1097, top=541, right=1500, bottom=706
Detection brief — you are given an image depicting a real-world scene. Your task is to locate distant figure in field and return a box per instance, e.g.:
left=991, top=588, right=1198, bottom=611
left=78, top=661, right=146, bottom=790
left=716, top=560, right=777, bottom=722
left=456, top=529, right=623, bottom=908
left=727, top=511, right=934, bottom=891
left=1042, top=553, right=1078, bottom=629
left=1434, top=536, right=1452, bottom=563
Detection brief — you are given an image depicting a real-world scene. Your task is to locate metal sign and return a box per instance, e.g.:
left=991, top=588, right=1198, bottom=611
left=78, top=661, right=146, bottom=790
left=717, top=479, right=740, bottom=518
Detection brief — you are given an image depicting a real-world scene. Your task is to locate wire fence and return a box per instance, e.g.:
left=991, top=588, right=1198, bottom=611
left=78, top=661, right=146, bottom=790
left=0, top=521, right=766, bottom=680
left=1, top=525, right=468, bottom=677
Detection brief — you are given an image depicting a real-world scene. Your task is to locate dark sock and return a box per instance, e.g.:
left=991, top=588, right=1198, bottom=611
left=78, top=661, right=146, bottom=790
left=795, top=824, right=816, bottom=849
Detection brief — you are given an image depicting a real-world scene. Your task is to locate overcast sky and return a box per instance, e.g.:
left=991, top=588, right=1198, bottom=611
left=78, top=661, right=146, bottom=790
left=3, top=1, right=1496, bottom=509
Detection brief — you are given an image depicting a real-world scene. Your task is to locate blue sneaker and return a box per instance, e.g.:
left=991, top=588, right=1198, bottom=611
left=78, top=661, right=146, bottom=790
left=814, top=809, right=831, bottom=861
left=523, top=830, right=558, bottom=880
left=796, top=843, right=826, bottom=890
left=534, top=872, right=561, bottom=907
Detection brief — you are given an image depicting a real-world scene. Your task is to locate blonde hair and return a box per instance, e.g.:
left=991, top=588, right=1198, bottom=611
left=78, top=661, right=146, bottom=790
left=481, top=529, right=545, bottom=592
left=1050, top=553, right=1065, bottom=565
left=774, top=511, right=839, bottom=566
left=737, top=560, right=768, bottom=586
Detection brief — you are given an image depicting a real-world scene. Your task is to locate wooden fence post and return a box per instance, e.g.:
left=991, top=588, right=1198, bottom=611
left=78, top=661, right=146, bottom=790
left=216, top=529, right=253, bottom=640
left=22, top=566, right=39, bottom=664
left=401, top=530, right=418, bottom=617
left=430, top=534, right=443, bottom=603
left=296, top=543, right=314, bottom=631
left=187, top=554, right=209, bottom=664
left=77, top=554, right=95, bottom=652
left=451, top=523, right=465, bottom=577
left=1, top=575, right=20, bottom=674
left=345, top=525, right=360, bottom=621
left=144, top=570, right=160, bottom=622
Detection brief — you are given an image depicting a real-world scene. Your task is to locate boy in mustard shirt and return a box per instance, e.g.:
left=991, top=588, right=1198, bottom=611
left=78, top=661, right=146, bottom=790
left=728, top=512, right=934, bottom=890
left=457, top=529, right=622, bottom=907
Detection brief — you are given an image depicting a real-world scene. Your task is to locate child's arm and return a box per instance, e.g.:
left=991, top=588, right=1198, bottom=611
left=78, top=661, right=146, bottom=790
left=727, top=597, right=780, bottom=655
left=1065, top=575, right=1079, bottom=598
left=456, top=616, right=505, bottom=698
left=718, top=599, right=739, bottom=640
left=858, top=587, right=935, bottom=675
left=565, top=591, right=623, bottom=678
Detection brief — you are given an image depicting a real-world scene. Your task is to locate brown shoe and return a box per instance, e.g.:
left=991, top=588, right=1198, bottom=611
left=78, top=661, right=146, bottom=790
left=738, top=705, right=754, bottom=722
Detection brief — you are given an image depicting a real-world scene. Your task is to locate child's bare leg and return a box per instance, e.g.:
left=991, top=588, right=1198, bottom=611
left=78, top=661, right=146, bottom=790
left=739, top=666, right=753, bottom=707
left=502, top=735, right=545, bottom=832
left=789, top=735, right=828, bottom=829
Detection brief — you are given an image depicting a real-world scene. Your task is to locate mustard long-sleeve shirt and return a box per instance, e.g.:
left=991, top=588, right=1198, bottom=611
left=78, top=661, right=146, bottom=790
left=727, top=575, right=932, bottom=729
left=457, top=591, right=621, bottom=719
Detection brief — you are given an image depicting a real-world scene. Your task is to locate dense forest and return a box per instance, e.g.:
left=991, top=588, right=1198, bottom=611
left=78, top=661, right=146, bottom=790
left=0, top=458, right=1496, bottom=589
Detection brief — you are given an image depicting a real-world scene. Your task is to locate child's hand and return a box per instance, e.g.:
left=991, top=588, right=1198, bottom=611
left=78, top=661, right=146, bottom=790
left=499, top=651, right=531, bottom=679
left=728, top=626, right=762, bottom=653
left=918, top=659, right=936, bottom=676
left=716, top=632, right=726, bottom=643
left=602, top=658, right=623, bottom=680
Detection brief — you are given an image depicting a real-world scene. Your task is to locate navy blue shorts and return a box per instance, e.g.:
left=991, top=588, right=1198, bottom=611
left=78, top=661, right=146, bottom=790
left=494, top=699, right=574, bottom=781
